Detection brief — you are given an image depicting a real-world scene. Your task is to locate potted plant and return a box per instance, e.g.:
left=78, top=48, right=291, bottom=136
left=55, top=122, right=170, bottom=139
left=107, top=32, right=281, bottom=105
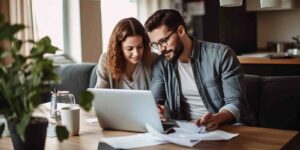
left=0, top=14, right=93, bottom=149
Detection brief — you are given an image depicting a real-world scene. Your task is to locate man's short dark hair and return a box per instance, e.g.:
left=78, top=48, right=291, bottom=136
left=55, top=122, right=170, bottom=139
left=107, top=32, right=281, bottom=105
left=144, top=9, right=186, bottom=32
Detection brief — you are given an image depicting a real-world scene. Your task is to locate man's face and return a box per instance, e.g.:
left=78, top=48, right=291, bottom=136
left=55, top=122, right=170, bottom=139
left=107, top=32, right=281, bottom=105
left=149, top=25, right=183, bottom=62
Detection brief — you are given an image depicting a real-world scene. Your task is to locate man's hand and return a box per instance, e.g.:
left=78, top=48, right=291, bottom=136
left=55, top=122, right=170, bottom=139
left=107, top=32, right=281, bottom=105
left=157, top=104, right=166, bottom=121
left=195, top=109, right=234, bottom=131
left=195, top=112, right=219, bottom=131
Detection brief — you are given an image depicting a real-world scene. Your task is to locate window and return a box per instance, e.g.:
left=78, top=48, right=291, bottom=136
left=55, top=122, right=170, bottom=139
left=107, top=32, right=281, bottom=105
left=101, top=0, right=138, bottom=52
left=32, top=0, right=81, bottom=63
left=32, top=0, right=64, bottom=54
left=31, top=0, right=139, bottom=63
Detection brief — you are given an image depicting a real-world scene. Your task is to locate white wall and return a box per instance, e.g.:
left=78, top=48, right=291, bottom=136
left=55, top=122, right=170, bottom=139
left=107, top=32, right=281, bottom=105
left=257, top=1, right=300, bottom=48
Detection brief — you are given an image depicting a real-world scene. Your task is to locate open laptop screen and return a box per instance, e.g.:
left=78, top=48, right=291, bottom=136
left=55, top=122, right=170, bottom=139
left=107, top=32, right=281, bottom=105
left=87, top=88, right=164, bottom=133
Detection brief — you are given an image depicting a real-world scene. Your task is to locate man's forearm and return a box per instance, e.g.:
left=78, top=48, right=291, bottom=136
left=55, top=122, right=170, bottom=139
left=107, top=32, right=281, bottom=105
left=214, top=109, right=235, bottom=125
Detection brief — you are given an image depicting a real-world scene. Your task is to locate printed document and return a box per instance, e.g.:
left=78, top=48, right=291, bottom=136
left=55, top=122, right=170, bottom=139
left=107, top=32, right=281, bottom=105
left=102, top=121, right=239, bottom=149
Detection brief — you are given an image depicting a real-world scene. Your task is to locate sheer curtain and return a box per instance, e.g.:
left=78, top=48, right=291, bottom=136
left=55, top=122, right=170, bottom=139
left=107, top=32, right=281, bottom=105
left=9, top=0, right=36, bottom=56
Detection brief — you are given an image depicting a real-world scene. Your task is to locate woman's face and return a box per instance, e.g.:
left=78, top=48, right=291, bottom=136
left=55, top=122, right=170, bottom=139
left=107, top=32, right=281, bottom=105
left=121, top=35, right=144, bottom=65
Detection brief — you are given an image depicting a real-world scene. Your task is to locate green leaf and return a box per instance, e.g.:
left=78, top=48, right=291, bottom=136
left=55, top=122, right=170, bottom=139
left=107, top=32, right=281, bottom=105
left=0, top=24, right=25, bottom=40
left=0, top=77, right=11, bottom=109
left=0, top=50, right=10, bottom=59
left=27, top=36, right=57, bottom=58
left=56, top=125, right=69, bottom=142
left=37, top=36, right=59, bottom=53
left=13, top=40, right=23, bottom=50
left=16, top=115, right=30, bottom=142
left=0, top=123, right=4, bottom=138
left=79, top=91, right=94, bottom=111
left=0, top=64, right=7, bottom=74
left=0, top=14, right=4, bottom=24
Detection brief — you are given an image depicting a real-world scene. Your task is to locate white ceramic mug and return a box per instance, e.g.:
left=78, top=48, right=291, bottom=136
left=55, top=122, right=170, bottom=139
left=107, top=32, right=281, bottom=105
left=260, top=0, right=281, bottom=8
left=219, top=0, right=243, bottom=7
left=61, top=107, right=80, bottom=136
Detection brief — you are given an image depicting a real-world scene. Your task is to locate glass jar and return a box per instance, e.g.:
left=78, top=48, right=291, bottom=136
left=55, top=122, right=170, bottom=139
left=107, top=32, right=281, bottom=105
left=50, top=90, right=76, bottom=120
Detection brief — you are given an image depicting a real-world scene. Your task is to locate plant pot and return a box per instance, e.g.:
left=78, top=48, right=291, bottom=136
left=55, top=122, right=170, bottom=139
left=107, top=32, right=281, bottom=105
left=8, top=117, right=48, bottom=150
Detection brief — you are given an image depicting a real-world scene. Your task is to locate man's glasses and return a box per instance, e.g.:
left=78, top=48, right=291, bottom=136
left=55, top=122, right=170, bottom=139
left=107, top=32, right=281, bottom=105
left=150, top=30, right=176, bottom=51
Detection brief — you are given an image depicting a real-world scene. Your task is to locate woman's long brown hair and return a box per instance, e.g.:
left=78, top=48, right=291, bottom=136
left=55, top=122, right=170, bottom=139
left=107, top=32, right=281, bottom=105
left=106, top=17, right=152, bottom=80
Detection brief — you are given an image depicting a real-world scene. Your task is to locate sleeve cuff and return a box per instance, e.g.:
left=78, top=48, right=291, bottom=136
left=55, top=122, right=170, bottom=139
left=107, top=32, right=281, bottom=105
left=219, top=104, right=240, bottom=121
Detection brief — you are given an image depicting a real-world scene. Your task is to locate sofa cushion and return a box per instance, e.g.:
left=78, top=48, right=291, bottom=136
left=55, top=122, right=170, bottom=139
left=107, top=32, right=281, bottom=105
left=244, top=74, right=261, bottom=125
left=89, top=65, right=98, bottom=88
left=51, top=63, right=96, bottom=103
left=260, top=76, right=300, bottom=131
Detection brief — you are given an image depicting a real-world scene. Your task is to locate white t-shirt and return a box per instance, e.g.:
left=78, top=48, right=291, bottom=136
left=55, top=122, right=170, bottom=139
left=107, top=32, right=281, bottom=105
left=178, top=61, right=208, bottom=120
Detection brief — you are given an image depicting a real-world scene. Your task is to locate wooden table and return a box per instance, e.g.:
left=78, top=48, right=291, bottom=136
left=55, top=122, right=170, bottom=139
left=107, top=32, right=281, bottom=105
left=0, top=107, right=299, bottom=150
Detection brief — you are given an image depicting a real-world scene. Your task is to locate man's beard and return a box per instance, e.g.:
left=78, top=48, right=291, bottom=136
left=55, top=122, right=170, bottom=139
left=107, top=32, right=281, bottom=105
left=165, top=37, right=184, bottom=62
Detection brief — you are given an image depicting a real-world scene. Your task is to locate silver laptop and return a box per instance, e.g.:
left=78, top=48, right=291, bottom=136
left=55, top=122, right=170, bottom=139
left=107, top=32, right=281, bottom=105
left=87, top=88, right=164, bottom=133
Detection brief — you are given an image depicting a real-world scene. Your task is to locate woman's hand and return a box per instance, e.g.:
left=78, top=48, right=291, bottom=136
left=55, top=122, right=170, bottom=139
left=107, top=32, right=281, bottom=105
left=157, top=104, right=166, bottom=121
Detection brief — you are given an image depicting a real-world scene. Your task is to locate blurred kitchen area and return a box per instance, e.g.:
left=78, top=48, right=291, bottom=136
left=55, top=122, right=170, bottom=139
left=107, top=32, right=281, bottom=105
left=171, top=0, right=300, bottom=76
left=176, top=0, right=300, bottom=55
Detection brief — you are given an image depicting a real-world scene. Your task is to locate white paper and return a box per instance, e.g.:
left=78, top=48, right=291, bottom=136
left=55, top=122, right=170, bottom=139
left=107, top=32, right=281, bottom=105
left=147, top=122, right=239, bottom=147
left=171, top=129, right=238, bottom=141
left=176, top=121, right=206, bottom=133
left=85, top=118, right=98, bottom=123
left=146, top=124, right=199, bottom=147
left=102, top=133, right=167, bottom=149
left=101, top=122, right=238, bottom=149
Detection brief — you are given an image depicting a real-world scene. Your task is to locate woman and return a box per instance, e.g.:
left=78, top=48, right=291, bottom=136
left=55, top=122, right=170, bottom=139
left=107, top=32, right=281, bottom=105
left=95, top=17, right=154, bottom=90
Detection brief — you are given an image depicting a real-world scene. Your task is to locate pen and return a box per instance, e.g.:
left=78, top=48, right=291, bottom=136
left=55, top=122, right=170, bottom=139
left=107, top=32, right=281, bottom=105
left=198, top=126, right=206, bottom=133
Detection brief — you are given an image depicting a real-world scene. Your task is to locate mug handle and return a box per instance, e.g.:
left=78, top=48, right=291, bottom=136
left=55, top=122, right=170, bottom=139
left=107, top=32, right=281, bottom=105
left=69, top=94, right=76, bottom=107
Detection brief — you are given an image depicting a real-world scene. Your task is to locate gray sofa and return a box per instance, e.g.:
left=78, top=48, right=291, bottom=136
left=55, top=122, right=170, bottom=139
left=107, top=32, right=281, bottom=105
left=50, top=63, right=97, bottom=103
left=49, top=63, right=300, bottom=131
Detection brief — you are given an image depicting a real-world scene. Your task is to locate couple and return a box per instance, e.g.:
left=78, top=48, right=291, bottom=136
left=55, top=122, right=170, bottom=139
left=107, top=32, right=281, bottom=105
left=95, top=9, right=255, bottom=131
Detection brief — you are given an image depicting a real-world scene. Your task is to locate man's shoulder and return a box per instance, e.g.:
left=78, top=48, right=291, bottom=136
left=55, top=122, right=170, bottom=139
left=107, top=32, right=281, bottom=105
left=195, top=40, right=235, bottom=58
left=192, top=39, right=237, bottom=63
left=197, top=40, right=230, bottom=51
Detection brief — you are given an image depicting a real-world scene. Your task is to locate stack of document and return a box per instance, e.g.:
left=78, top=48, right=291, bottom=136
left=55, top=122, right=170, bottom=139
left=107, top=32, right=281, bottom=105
left=102, top=121, right=238, bottom=149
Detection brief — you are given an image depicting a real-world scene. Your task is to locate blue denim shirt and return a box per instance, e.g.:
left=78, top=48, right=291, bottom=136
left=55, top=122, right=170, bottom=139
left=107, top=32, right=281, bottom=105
left=150, top=37, right=255, bottom=124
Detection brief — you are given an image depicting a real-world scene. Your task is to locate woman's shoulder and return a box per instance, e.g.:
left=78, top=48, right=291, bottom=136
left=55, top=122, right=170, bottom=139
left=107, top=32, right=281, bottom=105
left=100, top=52, right=108, bottom=59
left=96, top=52, right=109, bottom=74
left=98, top=52, right=108, bottom=64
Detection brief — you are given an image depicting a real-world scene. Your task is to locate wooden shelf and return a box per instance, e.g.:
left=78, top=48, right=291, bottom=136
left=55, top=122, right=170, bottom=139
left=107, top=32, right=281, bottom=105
left=238, top=56, right=300, bottom=65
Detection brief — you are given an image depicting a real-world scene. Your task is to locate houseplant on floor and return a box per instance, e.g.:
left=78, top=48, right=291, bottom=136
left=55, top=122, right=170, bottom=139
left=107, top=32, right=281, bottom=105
left=0, top=14, right=93, bottom=149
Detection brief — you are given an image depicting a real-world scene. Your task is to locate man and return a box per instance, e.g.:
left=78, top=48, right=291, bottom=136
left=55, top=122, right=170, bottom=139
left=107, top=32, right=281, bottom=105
left=145, top=9, right=254, bottom=131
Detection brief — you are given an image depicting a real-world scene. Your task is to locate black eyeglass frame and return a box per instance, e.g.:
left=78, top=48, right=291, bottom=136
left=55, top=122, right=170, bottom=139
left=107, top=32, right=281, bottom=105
left=150, top=30, right=176, bottom=50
